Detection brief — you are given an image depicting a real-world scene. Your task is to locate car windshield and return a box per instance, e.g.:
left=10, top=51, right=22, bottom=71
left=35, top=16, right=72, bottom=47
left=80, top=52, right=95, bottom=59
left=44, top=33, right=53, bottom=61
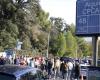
left=0, top=74, right=15, bottom=80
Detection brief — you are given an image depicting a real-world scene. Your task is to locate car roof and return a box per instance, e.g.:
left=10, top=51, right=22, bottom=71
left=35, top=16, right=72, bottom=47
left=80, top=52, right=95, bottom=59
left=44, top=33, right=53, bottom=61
left=80, top=64, right=90, bottom=67
left=0, top=65, right=39, bottom=78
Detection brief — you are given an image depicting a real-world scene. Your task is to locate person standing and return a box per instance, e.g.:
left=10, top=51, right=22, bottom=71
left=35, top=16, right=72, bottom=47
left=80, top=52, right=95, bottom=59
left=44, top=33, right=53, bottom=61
left=14, top=56, right=20, bottom=65
left=29, top=58, right=35, bottom=67
left=47, top=59, right=53, bottom=79
left=54, top=58, right=61, bottom=78
left=67, top=61, right=73, bottom=80
left=60, top=61, right=65, bottom=79
left=60, top=61, right=68, bottom=80
left=74, top=62, right=80, bottom=80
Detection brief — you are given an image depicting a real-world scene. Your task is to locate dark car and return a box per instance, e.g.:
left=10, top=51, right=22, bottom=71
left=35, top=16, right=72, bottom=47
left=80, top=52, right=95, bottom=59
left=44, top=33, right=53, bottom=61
left=79, top=64, right=90, bottom=79
left=0, top=65, right=47, bottom=80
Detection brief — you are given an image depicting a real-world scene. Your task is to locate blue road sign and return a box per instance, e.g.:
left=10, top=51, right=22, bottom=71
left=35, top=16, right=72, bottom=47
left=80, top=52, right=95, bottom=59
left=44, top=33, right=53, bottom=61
left=76, top=0, right=100, bottom=36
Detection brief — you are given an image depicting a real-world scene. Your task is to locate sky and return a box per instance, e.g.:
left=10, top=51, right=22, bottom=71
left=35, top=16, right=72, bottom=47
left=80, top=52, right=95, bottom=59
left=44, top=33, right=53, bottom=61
left=40, top=0, right=76, bottom=25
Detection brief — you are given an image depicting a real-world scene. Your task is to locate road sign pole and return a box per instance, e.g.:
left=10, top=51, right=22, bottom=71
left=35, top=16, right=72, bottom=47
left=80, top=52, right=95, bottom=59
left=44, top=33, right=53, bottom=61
left=92, top=36, right=98, bottom=66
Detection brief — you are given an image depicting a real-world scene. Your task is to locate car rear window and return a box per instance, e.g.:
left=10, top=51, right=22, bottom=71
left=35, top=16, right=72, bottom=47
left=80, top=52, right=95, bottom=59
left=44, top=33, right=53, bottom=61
left=81, top=66, right=87, bottom=69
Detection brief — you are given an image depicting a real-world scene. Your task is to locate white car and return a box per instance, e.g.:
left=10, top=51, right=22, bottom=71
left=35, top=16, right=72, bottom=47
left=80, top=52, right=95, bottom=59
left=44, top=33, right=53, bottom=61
left=80, top=64, right=90, bottom=79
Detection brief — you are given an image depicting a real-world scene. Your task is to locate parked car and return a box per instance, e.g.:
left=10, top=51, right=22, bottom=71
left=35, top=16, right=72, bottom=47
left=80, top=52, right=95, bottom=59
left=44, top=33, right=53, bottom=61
left=79, top=64, right=90, bottom=79
left=0, top=65, right=47, bottom=80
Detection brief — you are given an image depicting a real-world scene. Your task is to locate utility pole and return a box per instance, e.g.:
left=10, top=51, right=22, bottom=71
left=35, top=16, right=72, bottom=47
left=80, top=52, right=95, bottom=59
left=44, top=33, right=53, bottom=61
left=47, top=31, right=50, bottom=58
left=92, top=36, right=98, bottom=66
left=46, top=17, right=54, bottom=58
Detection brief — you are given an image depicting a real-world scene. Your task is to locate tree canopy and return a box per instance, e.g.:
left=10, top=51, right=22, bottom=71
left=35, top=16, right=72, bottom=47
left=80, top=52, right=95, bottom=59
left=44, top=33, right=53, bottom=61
left=0, top=0, right=91, bottom=58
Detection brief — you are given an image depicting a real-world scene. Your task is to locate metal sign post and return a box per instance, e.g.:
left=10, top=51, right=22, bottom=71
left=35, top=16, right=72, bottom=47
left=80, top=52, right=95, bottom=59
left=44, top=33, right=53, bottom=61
left=92, top=36, right=98, bottom=66
left=76, top=0, right=100, bottom=66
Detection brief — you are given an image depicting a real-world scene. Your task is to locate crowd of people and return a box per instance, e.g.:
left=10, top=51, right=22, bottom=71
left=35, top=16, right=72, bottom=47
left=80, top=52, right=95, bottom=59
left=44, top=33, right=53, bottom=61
left=42, top=58, right=80, bottom=80
left=0, top=55, right=80, bottom=80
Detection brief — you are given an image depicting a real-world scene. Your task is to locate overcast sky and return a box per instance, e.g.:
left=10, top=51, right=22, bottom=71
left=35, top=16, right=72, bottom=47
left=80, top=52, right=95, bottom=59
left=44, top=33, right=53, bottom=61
left=40, top=0, right=76, bottom=25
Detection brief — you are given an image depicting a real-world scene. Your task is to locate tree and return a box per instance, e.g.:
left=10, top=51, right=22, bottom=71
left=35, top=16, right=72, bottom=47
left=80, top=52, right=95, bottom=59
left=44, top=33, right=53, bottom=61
left=65, top=31, right=77, bottom=57
left=49, top=17, right=69, bottom=56
left=68, top=24, right=91, bottom=58
left=0, top=0, right=19, bottom=50
left=98, top=40, right=100, bottom=58
left=76, top=37, right=90, bottom=57
left=0, top=0, right=51, bottom=53
left=57, top=33, right=66, bottom=57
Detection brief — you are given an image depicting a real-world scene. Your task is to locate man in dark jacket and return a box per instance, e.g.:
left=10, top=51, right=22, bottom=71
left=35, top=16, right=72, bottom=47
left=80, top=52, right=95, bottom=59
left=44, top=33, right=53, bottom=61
left=47, top=59, right=53, bottom=79
left=74, top=62, right=80, bottom=80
